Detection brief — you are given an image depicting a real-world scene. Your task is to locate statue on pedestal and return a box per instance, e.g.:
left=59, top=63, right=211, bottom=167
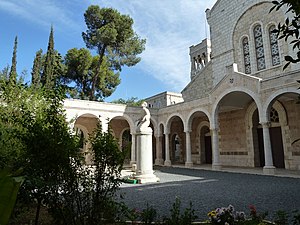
left=136, top=101, right=151, bottom=132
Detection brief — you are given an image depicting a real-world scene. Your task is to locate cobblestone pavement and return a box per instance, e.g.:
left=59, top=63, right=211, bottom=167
left=118, top=166, right=300, bottom=220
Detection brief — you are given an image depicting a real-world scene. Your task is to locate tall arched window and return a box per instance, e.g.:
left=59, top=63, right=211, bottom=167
left=269, top=25, right=281, bottom=66
left=242, top=37, right=251, bottom=74
left=254, top=25, right=266, bottom=70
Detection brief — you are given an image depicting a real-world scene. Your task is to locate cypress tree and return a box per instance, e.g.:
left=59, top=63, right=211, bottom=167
left=41, top=26, right=55, bottom=89
left=9, top=36, right=18, bottom=85
left=31, top=49, right=43, bottom=88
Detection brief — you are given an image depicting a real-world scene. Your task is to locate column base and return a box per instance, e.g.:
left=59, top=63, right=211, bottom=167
left=130, top=163, right=137, bottom=172
left=185, top=161, right=193, bottom=168
left=155, top=158, right=164, bottom=166
left=263, top=166, right=276, bottom=175
left=164, top=160, right=172, bottom=166
left=136, top=173, right=160, bottom=184
left=212, top=164, right=222, bottom=171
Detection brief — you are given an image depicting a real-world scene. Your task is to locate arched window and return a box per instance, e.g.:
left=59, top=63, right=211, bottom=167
left=254, top=25, right=266, bottom=70
left=242, top=37, right=251, bottom=74
left=269, top=25, right=281, bottom=66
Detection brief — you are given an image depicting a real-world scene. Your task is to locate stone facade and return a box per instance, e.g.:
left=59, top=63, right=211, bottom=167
left=64, top=0, right=300, bottom=173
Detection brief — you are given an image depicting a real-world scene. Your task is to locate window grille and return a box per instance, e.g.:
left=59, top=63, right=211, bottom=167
left=254, top=25, right=266, bottom=70
left=269, top=25, right=281, bottom=66
left=242, top=37, right=251, bottom=74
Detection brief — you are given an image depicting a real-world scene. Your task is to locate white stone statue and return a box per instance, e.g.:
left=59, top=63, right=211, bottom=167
left=137, top=101, right=151, bottom=132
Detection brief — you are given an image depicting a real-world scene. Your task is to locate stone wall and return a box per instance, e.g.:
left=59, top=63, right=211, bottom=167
left=182, top=63, right=213, bottom=102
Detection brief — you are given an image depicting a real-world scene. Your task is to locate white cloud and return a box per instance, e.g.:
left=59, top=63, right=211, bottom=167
left=94, top=0, right=217, bottom=91
left=0, top=0, right=81, bottom=32
left=0, top=0, right=217, bottom=92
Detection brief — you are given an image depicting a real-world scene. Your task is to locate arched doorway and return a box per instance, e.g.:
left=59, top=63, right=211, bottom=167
left=167, top=115, right=185, bottom=164
left=253, top=106, right=285, bottom=168
left=74, top=113, right=100, bottom=164
left=121, top=129, right=132, bottom=165
left=212, top=90, right=259, bottom=168
left=201, top=126, right=212, bottom=164
left=171, top=134, right=182, bottom=163
left=160, top=124, right=166, bottom=161
left=187, top=110, right=211, bottom=165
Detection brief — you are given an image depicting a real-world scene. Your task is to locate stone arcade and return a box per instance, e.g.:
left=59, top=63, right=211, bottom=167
left=64, top=0, right=300, bottom=177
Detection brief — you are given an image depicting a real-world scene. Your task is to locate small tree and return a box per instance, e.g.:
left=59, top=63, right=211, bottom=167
left=111, top=97, right=144, bottom=106
left=31, top=49, right=43, bottom=88
left=89, top=123, right=126, bottom=224
left=82, top=5, right=146, bottom=100
left=9, top=36, right=18, bottom=85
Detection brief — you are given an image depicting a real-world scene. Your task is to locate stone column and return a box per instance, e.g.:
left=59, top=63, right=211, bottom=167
left=211, top=128, right=221, bottom=170
left=130, top=133, right=136, bottom=167
left=136, top=127, right=159, bottom=183
left=100, top=117, right=109, bottom=133
left=261, top=122, right=276, bottom=175
left=185, top=130, right=193, bottom=168
left=164, top=132, right=171, bottom=166
left=155, top=135, right=164, bottom=165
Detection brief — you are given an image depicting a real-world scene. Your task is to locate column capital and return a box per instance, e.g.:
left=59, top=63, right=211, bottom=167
left=260, top=121, right=271, bottom=128
left=154, top=133, right=162, bottom=138
left=184, top=129, right=192, bottom=133
left=210, top=127, right=219, bottom=132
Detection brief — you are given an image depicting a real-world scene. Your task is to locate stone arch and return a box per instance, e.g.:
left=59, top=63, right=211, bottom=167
left=74, top=113, right=100, bottom=134
left=165, top=113, right=185, bottom=134
left=186, top=108, right=211, bottom=131
left=165, top=114, right=185, bottom=165
left=186, top=110, right=210, bottom=164
left=231, top=1, right=279, bottom=73
left=120, top=127, right=132, bottom=165
left=262, top=88, right=300, bottom=122
left=211, top=89, right=261, bottom=168
left=211, top=87, right=262, bottom=128
left=74, top=113, right=100, bottom=164
left=109, top=114, right=135, bottom=134
left=262, top=89, right=300, bottom=169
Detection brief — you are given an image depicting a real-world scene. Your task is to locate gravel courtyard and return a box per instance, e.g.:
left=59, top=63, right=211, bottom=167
left=119, top=166, right=300, bottom=220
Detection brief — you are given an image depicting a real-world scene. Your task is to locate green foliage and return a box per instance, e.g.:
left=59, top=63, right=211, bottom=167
left=0, top=82, right=82, bottom=224
left=88, top=123, right=126, bottom=223
left=274, top=210, right=289, bottom=225
left=48, top=123, right=126, bottom=225
left=82, top=5, right=145, bottom=100
left=140, top=203, right=157, bottom=225
left=163, top=197, right=197, bottom=225
left=41, top=26, right=55, bottom=89
left=111, top=97, right=145, bottom=106
left=0, top=170, right=24, bottom=225
left=9, top=36, right=18, bottom=86
left=270, top=0, right=300, bottom=69
left=31, top=49, right=43, bottom=88
left=63, top=48, right=120, bottom=100
left=40, top=26, right=65, bottom=90
left=0, top=65, right=10, bottom=82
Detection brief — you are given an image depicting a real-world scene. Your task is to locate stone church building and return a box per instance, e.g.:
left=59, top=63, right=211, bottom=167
left=64, top=0, right=300, bottom=174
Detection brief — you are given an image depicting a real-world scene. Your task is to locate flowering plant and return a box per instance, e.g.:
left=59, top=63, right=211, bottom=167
left=208, top=205, right=241, bottom=224
left=207, top=204, right=272, bottom=225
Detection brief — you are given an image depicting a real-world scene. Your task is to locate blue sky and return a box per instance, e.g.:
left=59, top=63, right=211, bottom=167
left=0, top=0, right=217, bottom=102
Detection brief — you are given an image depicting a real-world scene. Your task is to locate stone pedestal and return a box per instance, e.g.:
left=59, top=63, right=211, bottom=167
left=136, top=127, right=159, bottom=183
left=263, top=166, right=276, bottom=175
